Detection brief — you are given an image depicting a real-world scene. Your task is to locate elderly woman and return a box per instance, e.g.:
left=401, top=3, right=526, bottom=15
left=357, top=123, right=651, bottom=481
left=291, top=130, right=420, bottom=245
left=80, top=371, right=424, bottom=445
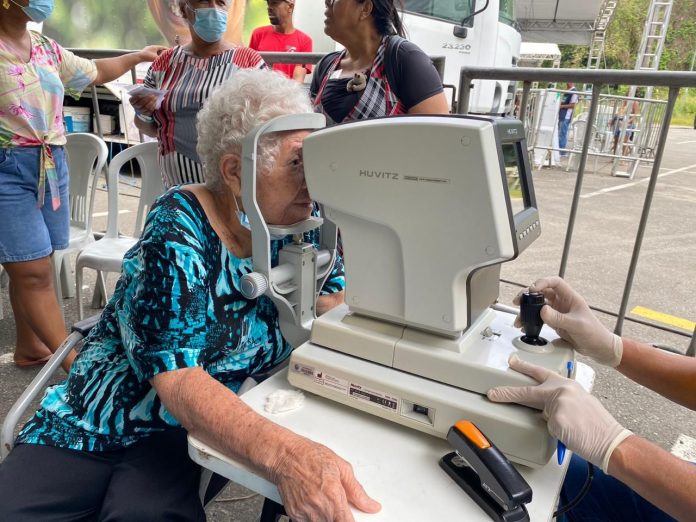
left=311, top=0, right=450, bottom=124
left=0, top=69, right=380, bottom=521
left=132, top=0, right=265, bottom=188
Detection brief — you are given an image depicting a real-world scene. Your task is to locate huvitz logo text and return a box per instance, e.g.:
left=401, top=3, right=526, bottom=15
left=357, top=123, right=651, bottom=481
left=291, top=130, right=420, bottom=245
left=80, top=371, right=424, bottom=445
left=359, top=170, right=399, bottom=180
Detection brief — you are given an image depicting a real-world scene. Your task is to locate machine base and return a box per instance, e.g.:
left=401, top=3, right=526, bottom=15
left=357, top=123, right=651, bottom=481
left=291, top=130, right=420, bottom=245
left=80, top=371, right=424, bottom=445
left=288, top=342, right=556, bottom=468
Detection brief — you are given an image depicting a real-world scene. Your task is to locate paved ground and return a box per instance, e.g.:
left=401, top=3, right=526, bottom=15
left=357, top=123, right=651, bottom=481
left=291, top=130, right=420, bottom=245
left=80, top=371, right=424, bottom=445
left=0, top=126, right=694, bottom=520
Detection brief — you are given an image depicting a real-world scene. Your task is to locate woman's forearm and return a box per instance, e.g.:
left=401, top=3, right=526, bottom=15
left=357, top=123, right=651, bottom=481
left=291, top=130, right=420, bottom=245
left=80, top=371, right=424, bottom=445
left=608, top=435, right=696, bottom=521
left=133, top=116, right=159, bottom=137
left=316, top=290, right=344, bottom=316
left=152, top=367, right=298, bottom=479
left=292, top=66, right=307, bottom=84
left=93, top=52, right=147, bottom=85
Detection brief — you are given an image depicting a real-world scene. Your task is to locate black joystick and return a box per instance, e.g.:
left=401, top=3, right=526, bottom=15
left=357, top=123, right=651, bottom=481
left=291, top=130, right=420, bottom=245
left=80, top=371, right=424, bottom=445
left=519, top=291, right=548, bottom=346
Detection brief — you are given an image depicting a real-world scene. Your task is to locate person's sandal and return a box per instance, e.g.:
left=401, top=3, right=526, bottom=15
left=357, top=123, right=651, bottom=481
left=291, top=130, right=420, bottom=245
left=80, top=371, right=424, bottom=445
left=14, top=354, right=52, bottom=368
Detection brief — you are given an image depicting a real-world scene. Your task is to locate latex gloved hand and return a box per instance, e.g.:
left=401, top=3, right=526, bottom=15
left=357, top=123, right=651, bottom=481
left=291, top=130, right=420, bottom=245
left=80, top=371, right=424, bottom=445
left=488, top=355, right=632, bottom=473
left=514, top=276, right=623, bottom=367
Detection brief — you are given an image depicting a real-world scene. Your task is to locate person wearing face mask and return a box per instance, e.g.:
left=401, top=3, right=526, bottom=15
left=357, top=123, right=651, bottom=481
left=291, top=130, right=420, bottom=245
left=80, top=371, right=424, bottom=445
left=0, top=0, right=164, bottom=370
left=249, top=0, right=313, bottom=83
left=0, top=69, right=377, bottom=522
left=131, top=0, right=266, bottom=188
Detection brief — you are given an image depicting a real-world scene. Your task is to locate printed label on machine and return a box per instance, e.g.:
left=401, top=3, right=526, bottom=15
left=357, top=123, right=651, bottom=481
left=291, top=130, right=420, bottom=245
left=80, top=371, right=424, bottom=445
left=321, top=373, right=349, bottom=394
left=348, top=383, right=399, bottom=412
left=290, top=363, right=349, bottom=394
left=291, top=362, right=317, bottom=380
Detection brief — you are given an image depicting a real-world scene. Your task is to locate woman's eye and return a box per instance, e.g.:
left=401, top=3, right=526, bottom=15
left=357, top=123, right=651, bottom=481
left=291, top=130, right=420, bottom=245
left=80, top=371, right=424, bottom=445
left=289, top=158, right=304, bottom=172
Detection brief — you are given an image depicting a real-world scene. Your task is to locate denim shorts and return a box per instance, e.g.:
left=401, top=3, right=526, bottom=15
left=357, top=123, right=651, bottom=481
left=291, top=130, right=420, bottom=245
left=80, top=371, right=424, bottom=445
left=0, top=146, right=69, bottom=263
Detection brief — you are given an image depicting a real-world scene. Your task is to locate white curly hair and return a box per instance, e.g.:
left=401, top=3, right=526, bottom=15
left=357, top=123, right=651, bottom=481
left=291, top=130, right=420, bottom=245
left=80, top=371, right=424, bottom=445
left=196, top=68, right=314, bottom=191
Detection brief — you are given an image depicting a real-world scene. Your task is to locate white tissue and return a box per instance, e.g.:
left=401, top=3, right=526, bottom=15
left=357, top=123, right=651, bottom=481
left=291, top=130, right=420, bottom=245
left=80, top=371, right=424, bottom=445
left=264, top=389, right=305, bottom=414
left=127, top=85, right=168, bottom=110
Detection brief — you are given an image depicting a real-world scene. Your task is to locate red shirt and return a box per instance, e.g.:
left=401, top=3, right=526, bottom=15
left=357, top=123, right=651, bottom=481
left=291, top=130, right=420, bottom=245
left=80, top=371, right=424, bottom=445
left=249, top=26, right=312, bottom=79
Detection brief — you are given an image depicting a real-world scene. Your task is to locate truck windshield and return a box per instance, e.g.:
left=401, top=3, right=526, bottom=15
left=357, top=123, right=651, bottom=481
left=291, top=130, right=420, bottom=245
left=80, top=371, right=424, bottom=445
left=499, top=0, right=515, bottom=27
left=403, top=0, right=476, bottom=26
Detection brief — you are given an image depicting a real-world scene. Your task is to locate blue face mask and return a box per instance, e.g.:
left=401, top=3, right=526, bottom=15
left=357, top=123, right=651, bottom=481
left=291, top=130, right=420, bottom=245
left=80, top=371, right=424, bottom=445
left=237, top=211, right=289, bottom=241
left=189, top=6, right=228, bottom=43
left=11, top=0, right=54, bottom=23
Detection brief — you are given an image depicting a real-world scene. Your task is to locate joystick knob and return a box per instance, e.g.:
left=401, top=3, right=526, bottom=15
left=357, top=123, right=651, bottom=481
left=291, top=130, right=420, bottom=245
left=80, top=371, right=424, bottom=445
left=519, top=291, right=547, bottom=347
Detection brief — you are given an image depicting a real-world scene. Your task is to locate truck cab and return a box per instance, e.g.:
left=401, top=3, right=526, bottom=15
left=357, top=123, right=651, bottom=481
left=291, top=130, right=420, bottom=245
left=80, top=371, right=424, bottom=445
left=402, top=0, right=520, bottom=113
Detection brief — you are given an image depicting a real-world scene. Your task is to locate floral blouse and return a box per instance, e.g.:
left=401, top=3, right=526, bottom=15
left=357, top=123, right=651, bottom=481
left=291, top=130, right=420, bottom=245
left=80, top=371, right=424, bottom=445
left=0, top=31, right=97, bottom=207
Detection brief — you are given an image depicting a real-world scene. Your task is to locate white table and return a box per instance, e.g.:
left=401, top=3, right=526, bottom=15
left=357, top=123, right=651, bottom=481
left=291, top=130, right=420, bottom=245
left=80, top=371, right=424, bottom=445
left=189, top=367, right=593, bottom=521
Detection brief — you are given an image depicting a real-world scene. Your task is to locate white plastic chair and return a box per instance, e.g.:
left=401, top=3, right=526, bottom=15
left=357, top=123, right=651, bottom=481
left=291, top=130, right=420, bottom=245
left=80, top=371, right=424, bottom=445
left=0, top=315, right=100, bottom=461
left=52, top=133, right=108, bottom=300
left=566, top=118, right=600, bottom=173
left=74, top=142, right=164, bottom=319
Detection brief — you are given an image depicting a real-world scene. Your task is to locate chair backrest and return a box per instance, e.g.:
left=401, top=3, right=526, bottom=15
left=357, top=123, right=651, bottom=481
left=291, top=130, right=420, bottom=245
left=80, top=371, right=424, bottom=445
left=65, top=133, right=108, bottom=234
left=570, top=119, right=599, bottom=152
left=105, top=142, right=165, bottom=239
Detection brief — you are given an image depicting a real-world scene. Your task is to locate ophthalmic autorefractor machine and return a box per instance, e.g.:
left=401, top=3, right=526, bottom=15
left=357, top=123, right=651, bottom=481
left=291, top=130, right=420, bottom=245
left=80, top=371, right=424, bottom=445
left=285, top=115, right=575, bottom=468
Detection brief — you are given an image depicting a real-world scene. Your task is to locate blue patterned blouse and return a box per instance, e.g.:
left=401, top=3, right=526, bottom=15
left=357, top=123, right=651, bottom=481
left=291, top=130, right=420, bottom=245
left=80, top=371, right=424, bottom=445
left=17, top=189, right=344, bottom=451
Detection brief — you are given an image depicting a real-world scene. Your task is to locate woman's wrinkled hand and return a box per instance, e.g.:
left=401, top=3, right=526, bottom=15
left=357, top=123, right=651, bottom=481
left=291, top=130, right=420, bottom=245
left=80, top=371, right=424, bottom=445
left=271, top=436, right=381, bottom=521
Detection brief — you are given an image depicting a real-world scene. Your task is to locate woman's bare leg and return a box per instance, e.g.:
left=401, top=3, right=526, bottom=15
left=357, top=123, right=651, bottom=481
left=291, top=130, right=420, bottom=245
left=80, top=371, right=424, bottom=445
left=4, top=257, right=74, bottom=370
left=9, top=281, right=52, bottom=363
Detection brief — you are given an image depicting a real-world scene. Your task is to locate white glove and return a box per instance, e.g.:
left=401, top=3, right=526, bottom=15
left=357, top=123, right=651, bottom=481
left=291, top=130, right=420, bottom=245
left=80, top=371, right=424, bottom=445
left=514, top=276, right=623, bottom=367
left=488, top=355, right=632, bottom=473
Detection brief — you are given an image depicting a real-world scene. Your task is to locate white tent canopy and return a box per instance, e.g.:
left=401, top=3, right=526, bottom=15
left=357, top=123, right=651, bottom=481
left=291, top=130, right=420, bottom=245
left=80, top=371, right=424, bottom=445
left=515, top=0, right=605, bottom=45
left=519, top=42, right=562, bottom=67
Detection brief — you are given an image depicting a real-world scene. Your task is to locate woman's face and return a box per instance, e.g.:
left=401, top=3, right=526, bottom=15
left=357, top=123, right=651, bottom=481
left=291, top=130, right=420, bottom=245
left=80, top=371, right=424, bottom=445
left=181, top=0, right=231, bottom=23
left=146, top=0, right=244, bottom=45
left=256, top=130, right=313, bottom=226
left=6, top=0, right=32, bottom=21
left=324, top=0, right=368, bottom=41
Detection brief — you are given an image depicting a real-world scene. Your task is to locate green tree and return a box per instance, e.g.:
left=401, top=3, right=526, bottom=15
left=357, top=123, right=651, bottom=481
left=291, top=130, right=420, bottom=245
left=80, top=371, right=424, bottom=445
left=560, top=0, right=696, bottom=72
left=44, top=1, right=165, bottom=49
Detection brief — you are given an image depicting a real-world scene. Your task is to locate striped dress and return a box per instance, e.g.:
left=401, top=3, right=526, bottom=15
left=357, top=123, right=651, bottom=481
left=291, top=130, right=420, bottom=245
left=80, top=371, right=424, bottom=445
left=144, top=46, right=265, bottom=188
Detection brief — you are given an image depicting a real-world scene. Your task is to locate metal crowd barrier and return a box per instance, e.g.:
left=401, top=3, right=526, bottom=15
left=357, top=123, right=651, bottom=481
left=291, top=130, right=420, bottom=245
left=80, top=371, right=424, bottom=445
left=459, top=67, right=696, bottom=355
left=520, top=88, right=668, bottom=178
left=69, top=49, right=447, bottom=140
left=258, top=51, right=447, bottom=84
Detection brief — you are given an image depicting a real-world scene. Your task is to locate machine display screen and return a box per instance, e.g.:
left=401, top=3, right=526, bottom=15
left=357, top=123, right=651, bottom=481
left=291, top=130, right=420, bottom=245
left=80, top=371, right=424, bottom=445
left=501, top=142, right=528, bottom=216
